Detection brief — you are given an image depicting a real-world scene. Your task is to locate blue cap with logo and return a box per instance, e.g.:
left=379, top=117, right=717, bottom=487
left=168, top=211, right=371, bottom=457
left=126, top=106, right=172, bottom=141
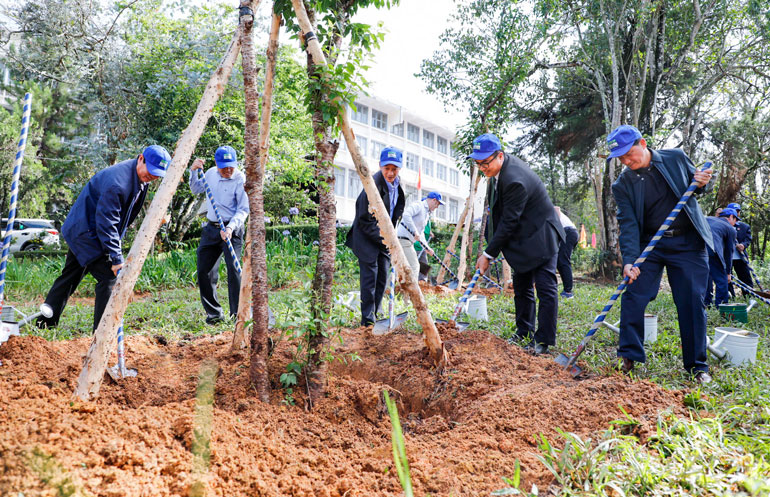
left=422, top=191, right=445, bottom=205
left=215, top=145, right=238, bottom=169
left=467, top=133, right=502, bottom=160
left=727, top=202, right=741, bottom=211
left=380, top=146, right=403, bottom=167
left=607, top=125, right=643, bottom=159
left=719, top=207, right=740, bottom=220
left=142, top=145, right=171, bottom=178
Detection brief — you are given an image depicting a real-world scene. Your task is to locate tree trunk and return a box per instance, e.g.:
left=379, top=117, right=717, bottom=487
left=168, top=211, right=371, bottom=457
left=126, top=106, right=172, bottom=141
left=715, top=140, right=749, bottom=208
left=456, top=167, right=478, bottom=287
left=231, top=230, right=251, bottom=352
left=291, top=0, right=448, bottom=369
left=437, top=174, right=482, bottom=284
left=476, top=195, right=489, bottom=262
left=241, top=1, right=271, bottom=403
left=599, top=158, right=621, bottom=278
left=73, top=25, right=244, bottom=401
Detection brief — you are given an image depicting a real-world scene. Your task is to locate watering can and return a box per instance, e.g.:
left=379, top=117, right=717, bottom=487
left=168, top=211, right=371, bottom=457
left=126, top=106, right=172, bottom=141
left=0, top=303, right=53, bottom=345
left=707, top=326, right=759, bottom=365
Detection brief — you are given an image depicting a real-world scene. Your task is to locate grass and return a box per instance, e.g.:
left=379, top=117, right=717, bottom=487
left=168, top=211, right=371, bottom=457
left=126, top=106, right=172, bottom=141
left=7, top=239, right=770, bottom=494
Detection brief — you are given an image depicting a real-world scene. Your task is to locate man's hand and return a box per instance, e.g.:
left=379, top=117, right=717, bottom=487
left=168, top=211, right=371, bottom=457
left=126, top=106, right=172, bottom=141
left=728, top=274, right=732, bottom=282
left=191, top=158, right=205, bottom=171
left=623, top=263, right=640, bottom=283
left=693, top=167, right=713, bottom=188
left=737, top=243, right=745, bottom=252
left=111, top=263, right=123, bottom=276
left=476, top=254, right=490, bottom=273
left=220, top=227, right=233, bottom=241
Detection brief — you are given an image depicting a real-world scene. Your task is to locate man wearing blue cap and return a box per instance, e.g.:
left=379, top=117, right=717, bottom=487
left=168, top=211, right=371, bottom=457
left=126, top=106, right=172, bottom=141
left=36, top=145, right=171, bottom=331
left=190, top=146, right=249, bottom=324
left=608, top=124, right=714, bottom=384
left=345, top=146, right=405, bottom=326
left=470, top=133, right=565, bottom=355
left=705, top=208, right=738, bottom=307
left=726, top=202, right=753, bottom=296
left=396, top=191, right=442, bottom=279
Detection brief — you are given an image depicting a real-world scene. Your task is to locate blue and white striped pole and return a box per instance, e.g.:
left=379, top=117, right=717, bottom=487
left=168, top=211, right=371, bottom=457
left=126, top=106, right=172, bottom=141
left=388, top=266, right=395, bottom=329
left=0, top=93, right=32, bottom=307
left=451, top=269, right=481, bottom=321
left=740, top=251, right=765, bottom=292
left=560, top=162, right=713, bottom=374
left=732, top=275, right=770, bottom=307
left=446, top=249, right=503, bottom=290
left=196, top=169, right=242, bottom=275
left=116, top=320, right=126, bottom=376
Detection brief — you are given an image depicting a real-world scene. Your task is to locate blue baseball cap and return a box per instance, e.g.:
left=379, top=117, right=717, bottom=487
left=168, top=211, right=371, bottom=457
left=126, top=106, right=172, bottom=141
left=142, top=145, right=171, bottom=178
left=215, top=145, right=238, bottom=169
left=467, top=133, right=502, bottom=160
left=380, top=146, right=403, bottom=167
left=607, top=125, right=643, bottom=158
left=719, top=207, right=740, bottom=220
left=727, top=202, right=741, bottom=211
left=422, top=192, right=445, bottom=205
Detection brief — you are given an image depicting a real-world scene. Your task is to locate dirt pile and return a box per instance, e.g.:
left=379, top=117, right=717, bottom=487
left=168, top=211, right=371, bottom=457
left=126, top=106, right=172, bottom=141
left=0, top=327, right=685, bottom=496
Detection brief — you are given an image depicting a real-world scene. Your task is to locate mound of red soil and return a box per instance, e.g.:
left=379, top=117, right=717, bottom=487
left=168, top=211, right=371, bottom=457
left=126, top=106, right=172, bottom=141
left=0, top=327, right=685, bottom=496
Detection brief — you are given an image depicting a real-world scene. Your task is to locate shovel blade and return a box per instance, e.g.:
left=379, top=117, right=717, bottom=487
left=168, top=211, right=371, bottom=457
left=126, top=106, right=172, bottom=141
left=107, top=365, right=138, bottom=381
left=555, top=353, right=582, bottom=377
left=372, top=311, right=408, bottom=335
left=435, top=318, right=469, bottom=332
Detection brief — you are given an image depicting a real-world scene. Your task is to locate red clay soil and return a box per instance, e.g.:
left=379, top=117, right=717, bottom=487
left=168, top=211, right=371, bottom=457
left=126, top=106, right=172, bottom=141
left=0, top=326, right=686, bottom=496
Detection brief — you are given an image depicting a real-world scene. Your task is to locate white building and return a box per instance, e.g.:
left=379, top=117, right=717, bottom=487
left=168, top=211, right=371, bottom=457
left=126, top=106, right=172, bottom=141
left=334, top=95, right=471, bottom=224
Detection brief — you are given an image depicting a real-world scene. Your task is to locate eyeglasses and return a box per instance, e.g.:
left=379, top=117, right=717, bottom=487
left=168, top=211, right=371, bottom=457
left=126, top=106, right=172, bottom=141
left=475, top=154, right=497, bottom=169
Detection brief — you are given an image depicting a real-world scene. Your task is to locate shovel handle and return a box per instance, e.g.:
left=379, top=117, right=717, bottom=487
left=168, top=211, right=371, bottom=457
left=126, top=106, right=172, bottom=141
left=451, top=269, right=481, bottom=321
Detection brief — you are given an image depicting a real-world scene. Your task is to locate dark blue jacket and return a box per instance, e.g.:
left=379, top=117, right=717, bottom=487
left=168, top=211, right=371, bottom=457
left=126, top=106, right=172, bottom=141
left=62, top=159, right=148, bottom=266
left=344, top=171, right=405, bottom=264
left=736, top=221, right=751, bottom=248
left=611, top=148, right=714, bottom=266
left=706, top=216, right=736, bottom=273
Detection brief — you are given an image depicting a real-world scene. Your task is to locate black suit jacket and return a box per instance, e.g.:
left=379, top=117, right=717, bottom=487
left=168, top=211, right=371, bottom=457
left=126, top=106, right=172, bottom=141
left=345, top=170, right=405, bottom=263
left=485, top=153, right=565, bottom=273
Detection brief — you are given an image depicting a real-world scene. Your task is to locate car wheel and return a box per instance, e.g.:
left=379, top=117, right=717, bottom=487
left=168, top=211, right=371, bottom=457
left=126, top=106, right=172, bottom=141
left=21, top=243, right=44, bottom=251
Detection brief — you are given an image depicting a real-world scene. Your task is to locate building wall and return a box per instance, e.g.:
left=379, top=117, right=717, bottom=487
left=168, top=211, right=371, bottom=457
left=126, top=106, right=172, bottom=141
left=333, top=95, right=473, bottom=225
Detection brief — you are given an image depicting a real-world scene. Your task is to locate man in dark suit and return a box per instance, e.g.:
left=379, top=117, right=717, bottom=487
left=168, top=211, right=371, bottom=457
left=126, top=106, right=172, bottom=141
left=705, top=208, right=738, bottom=307
left=345, top=147, right=405, bottom=326
left=471, top=134, right=565, bottom=354
left=726, top=202, right=753, bottom=296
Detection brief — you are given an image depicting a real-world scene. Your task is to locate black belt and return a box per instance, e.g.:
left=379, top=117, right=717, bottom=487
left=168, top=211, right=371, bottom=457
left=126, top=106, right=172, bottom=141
left=398, top=236, right=412, bottom=241
left=661, top=229, right=685, bottom=237
left=209, top=221, right=230, bottom=228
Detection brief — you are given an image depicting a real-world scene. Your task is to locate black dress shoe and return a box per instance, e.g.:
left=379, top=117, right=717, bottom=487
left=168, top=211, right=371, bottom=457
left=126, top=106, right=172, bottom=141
left=615, top=357, right=634, bottom=374
left=205, top=315, right=225, bottom=325
left=533, top=343, right=549, bottom=355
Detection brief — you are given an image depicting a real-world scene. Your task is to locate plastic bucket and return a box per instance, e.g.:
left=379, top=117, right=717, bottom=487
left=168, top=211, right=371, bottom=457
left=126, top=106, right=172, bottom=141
left=466, top=295, right=488, bottom=321
left=713, top=327, right=758, bottom=366
left=719, top=303, right=749, bottom=323
left=644, top=314, right=658, bottom=344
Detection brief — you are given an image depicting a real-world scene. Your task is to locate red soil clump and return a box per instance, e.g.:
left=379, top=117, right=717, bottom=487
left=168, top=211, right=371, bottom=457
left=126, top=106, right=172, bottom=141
left=0, top=327, right=685, bottom=496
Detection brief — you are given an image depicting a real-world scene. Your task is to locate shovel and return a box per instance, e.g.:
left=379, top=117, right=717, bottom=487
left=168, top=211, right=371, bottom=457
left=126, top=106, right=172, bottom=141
left=373, top=266, right=408, bottom=335
left=436, top=269, right=481, bottom=331
left=732, top=277, right=770, bottom=307
left=107, top=320, right=138, bottom=381
left=556, top=162, right=713, bottom=377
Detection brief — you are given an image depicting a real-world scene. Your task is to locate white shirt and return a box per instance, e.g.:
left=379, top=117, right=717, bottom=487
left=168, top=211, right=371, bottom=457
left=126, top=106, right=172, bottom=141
left=396, top=199, right=431, bottom=243
left=558, top=211, right=576, bottom=230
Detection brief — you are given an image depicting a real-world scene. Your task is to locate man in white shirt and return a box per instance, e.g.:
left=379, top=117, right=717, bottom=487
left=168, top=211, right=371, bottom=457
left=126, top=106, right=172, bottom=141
left=396, top=192, right=442, bottom=279
left=554, top=206, right=579, bottom=298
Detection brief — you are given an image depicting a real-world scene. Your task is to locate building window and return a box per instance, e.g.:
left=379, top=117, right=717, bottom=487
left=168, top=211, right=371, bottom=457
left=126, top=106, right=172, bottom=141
left=423, top=130, right=435, bottom=149
left=449, top=169, right=459, bottom=186
left=339, top=137, right=347, bottom=151
left=351, top=102, right=369, bottom=124
left=356, top=136, right=368, bottom=156
left=407, top=123, right=420, bottom=143
left=436, top=198, right=446, bottom=219
left=437, top=136, right=448, bottom=154
left=372, top=109, right=387, bottom=130
left=422, top=158, right=434, bottom=177
left=334, top=167, right=346, bottom=196
left=348, top=170, right=362, bottom=198
left=403, top=185, right=417, bottom=205
left=371, top=140, right=385, bottom=160
left=436, top=163, right=447, bottom=182
left=405, top=152, right=419, bottom=171
left=449, top=199, right=458, bottom=222
left=391, top=122, right=404, bottom=136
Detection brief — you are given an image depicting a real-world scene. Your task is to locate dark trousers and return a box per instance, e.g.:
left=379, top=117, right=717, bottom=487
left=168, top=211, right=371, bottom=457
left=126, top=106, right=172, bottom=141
left=705, top=256, right=729, bottom=307
left=557, top=227, right=579, bottom=293
left=36, top=249, right=116, bottom=331
left=619, top=231, right=708, bottom=374
left=197, top=223, right=244, bottom=320
left=418, top=249, right=430, bottom=281
left=359, top=252, right=390, bottom=325
left=731, top=257, right=753, bottom=295
left=511, top=253, right=559, bottom=346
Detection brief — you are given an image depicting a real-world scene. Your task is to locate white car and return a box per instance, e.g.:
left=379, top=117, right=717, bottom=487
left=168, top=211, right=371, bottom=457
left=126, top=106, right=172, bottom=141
left=0, top=218, right=61, bottom=252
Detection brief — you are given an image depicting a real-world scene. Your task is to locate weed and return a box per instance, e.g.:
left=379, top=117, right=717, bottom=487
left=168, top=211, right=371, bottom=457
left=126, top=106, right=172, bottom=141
left=383, top=389, right=413, bottom=497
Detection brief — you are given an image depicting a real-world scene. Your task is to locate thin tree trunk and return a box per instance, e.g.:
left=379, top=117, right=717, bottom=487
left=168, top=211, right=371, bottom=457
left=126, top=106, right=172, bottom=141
left=437, top=174, right=482, bottom=284
left=456, top=167, right=478, bottom=287
left=242, top=1, right=271, bottom=403
left=231, top=230, right=251, bottom=351
left=502, top=261, right=512, bottom=289
left=291, top=0, right=448, bottom=368
left=73, top=25, right=244, bottom=401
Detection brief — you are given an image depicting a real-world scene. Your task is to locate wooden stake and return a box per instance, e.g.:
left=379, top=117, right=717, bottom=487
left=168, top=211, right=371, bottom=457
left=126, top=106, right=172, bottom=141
left=73, top=24, right=245, bottom=401
left=290, top=0, right=448, bottom=367
left=455, top=167, right=478, bottom=287
left=437, top=174, right=482, bottom=284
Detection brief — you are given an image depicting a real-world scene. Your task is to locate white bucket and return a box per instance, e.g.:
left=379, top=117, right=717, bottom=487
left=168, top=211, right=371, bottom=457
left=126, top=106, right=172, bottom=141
left=466, top=295, right=488, bottom=321
left=713, top=327, right=758, bottom=366
left=644, top=314, right=658, bottom=344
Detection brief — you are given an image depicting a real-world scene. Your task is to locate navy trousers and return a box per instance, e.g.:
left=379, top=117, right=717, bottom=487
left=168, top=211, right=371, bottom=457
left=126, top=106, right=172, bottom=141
left=197, top=223, right=244, bottom=320
left=359, top=252, right=390, bottom=325
left=511, top=253, right=559, bottom=346
left=557, top=227, right=579, bottom=293
left=730, top=257, right=753, bottom=296
left=619, top=231, right=709, bottom=374
left=705, top=255, right=729, bottom=307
